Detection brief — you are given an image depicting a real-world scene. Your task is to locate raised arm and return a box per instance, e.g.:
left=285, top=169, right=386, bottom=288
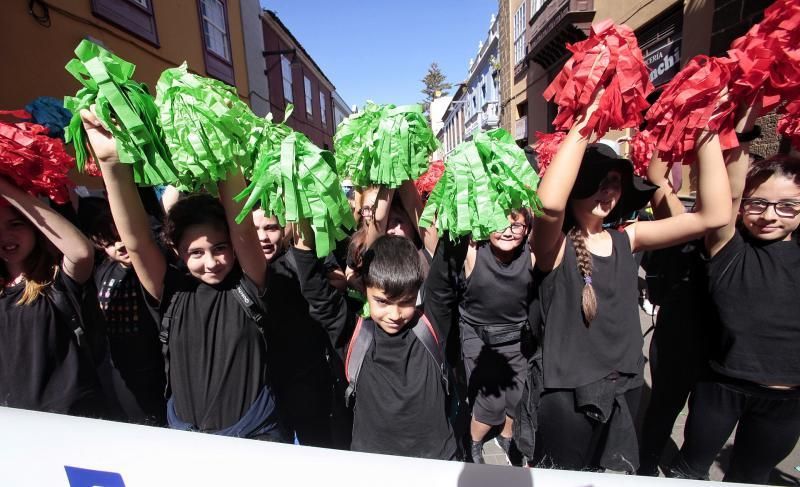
left=646, top=150, right=686, bottom=220
left=532, top=114, right=594, bottom=271
left=365, top=186, right=395, bottom=249
left=627, top=132, right=731, bottom=253
left=704, top=101, right=760, bottom=257
left=218, top=173, right=267, bottom=290
left=292, top=218, right=353, bottom=348
left=396, top=179, right=438, bottom=256
left=424, top=234, right=469, bottom=344
left=80, top=107, right=166, bottom=299
left=0, top=178, right=94, bottom=284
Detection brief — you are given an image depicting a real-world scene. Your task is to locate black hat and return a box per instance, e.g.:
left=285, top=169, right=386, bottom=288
left=567, top=143, right=657, bottom=226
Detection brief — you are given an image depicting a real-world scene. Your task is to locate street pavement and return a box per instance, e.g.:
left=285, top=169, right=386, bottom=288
left=482, top=306, right=800, bottom=485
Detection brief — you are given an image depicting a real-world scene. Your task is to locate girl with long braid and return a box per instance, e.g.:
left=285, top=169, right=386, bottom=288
left=530, top=95, right=732, bottom=472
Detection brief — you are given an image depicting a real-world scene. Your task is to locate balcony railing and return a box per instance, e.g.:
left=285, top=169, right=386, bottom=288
left=528, top=0, right=594, bottom=68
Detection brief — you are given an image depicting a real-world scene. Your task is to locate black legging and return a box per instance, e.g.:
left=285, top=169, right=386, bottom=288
left=671, top=379, right=800, bottom=484
left=534, top=386, right=642, bottom=471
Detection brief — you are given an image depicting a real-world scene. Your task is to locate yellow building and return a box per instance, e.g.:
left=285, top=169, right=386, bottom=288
left=0, top=0, right=253, bottom=112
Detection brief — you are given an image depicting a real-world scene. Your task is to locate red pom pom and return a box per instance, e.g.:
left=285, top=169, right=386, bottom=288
left=532, top=131, right=567, bottom=176
left=543, top=19, right=654, bottom=138
left=0, top=111, right=75, bottom=204
left=728, top=0, right=800, bottom=112
left=778, top=113, right=800, bottom=150
left=644, top=55, right=736, bottom=164
left=629, top=130, right=655, bottom=177
left=415, top=159, right=444, bottom=196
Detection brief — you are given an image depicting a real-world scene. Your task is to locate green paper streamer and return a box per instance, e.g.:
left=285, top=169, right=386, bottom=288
left=63, top=39, right=177, bottom=186
left=234, top=106, right=355, bottom=257
left=155, top=63, right=262, bottom=193
left=419, top=128, right=543, bottom=241
left=334, top=102, right=439, bottom=188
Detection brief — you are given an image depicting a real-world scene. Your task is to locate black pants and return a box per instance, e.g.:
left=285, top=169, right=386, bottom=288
left=671, top=379, right=800, bottom=484
left=534, top=386, right=642, bottom=471
left=275, top=370, right=334, bottom=448
left=638, top=300, right=707, bottom=474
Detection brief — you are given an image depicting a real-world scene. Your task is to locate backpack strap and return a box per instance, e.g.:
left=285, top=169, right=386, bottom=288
left=344, top=316, right=374, bottom=407
left=411, top=314, right=448, bottom=390
left=159, top=290, right=184, bottom=398
left=46, top=285, right=95, bottom=366
left=231, top=283, right=268, bottom=336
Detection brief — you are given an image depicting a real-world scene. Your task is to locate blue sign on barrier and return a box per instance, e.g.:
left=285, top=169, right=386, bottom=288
left=64, top=466, right=125, bottom=487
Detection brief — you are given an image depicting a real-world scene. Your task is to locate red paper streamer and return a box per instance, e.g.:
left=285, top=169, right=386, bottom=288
left=643, top=55, right=736, bottom=164
left=629, top=130, right=655, bottom=177
left=727, top=0, right=800, bottom=113
left=415, top=159, right=444, bottom=195
left=0, top=111, right=75, bottom=204
left=532, top=131, right=567, bottom=176
left=543, top=19, right=654, bottom=138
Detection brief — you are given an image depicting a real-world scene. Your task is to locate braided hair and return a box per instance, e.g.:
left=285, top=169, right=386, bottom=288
left=567, top=226, right=598, bottom=325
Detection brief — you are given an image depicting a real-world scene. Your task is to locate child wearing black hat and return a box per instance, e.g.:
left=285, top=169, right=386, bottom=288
left=529, top=97, right=731, bottom=472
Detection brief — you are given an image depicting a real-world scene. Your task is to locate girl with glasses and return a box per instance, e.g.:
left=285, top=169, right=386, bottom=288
left=668, top=100, right=800, bottom=484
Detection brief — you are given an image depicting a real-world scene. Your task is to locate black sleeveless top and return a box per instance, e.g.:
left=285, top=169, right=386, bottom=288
left=538, top=230, right=643, bottom=389
left=459, top=242, right=534, bottom=327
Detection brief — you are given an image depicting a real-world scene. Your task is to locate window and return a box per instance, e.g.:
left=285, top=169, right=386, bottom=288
left=320, top=92, right=327, bottom=126
left=200, top=0, right=230, bottom=61
left=514, top=2, right=527, bottom=65
left=91, top=0, right=159, bottom=46
left=282, top=55, right=293, bottom=103
left=304, top=76, right=313, bottom=116
left=531, top=0, right=545, bottom=17
left=197, top=0, right=234, bottom=85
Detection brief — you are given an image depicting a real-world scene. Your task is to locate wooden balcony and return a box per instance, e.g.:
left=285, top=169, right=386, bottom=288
left=528, top=0, right=595, bottom=68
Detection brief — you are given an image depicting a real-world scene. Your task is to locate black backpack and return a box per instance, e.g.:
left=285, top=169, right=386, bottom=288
left=47, top=278, right=107, bottom=366
left=344, top=314, right=448, bottom=407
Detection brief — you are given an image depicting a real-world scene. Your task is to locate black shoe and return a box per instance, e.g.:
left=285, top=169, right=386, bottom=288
left=470, top=441, right=485, bottom=464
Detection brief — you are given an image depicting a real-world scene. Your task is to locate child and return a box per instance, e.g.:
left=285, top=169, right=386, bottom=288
left=668, top=105, right=800, bottom=484
left=80, top=107, right=283, bottom=440
left=78, top=197, right=167, bottom=426
left=456, top=208, right=536, bottom=464
left=291, top=222, right=458, bottom=459
left=0, top=177, right=106, bottom=417
left=530, top=95, right=731, bottom=472
left=250, top=208, right=339, bottom=447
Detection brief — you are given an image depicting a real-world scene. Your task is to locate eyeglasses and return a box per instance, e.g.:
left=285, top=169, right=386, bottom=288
left=495, top=223, right=528, bottom=235
left=359, top=206, right=374, bottom=217
left=742, top=198, right=800, bottom=218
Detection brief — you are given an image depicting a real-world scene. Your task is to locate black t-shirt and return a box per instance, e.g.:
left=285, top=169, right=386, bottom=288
left=350, top=317, right=457, bottom=460
left=0, top=269, right=102, bottom=414
left=264, top=251, right=330, bottom=389
left=707, top=229, right=800, bottom=384
left=538, top=230, right=644, bottom=389
left=145, top=265, right=268, bottom=431
left=95, top=259, right=164, bottom=374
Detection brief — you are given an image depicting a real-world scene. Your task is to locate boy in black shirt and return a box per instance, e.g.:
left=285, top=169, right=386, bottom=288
left=291, top=223, right=457, bottom=459
left=79, top=197, right=166, bottom=425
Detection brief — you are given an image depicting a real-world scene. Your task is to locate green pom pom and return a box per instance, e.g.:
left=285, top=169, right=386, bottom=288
left=419, top=128, right=542, bottom=241
left=155, top=63, right=262, bottom=193
left=235, top=106, right=355, bottom=257
left=334, top=102, right=439, bottom=188
left=64, top=39, right=177, bottom=186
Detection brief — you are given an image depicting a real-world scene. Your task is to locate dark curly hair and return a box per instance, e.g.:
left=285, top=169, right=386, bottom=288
left=743, top=156, right=800, bottom=198
left=161, top=194, right=229, bottom=250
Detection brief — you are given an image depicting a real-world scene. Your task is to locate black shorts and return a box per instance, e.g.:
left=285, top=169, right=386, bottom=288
left=460, top=322, right=529, bottom=425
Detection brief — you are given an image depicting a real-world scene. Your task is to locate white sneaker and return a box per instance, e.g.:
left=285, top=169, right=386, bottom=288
left=642, top=299, right=656, bottom=316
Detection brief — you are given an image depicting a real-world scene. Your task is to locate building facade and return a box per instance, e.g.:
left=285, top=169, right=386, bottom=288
left=524, top=0, right=779, bottom=156
left=437, top=84, right=467, bottom=159
left=463, top=14, right=502, bottom=142
left=261, top=10, right=342, bottom=150
left=0, top=0, right=255, bottom=111
left=499, top=0, right=531, bottom=146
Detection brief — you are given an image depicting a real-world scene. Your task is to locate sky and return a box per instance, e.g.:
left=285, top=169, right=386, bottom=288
left=260, top=1, right=498, bottom=109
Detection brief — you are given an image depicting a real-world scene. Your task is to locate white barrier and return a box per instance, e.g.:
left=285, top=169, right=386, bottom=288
left=0, top=407, right=751, bottom=486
